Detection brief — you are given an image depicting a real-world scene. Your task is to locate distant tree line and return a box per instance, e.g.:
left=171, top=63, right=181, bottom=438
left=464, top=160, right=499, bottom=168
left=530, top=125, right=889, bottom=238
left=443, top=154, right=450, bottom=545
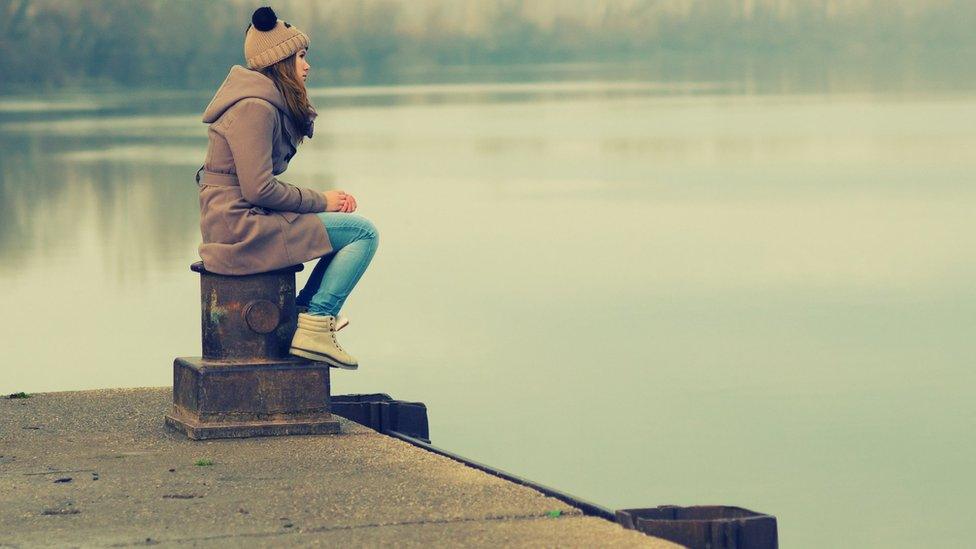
left=1, top=0, right=973, bottom=92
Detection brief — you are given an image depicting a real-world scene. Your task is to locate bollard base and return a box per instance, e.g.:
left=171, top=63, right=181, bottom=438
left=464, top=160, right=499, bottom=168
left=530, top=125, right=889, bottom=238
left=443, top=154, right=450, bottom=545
left=167, top=356, right=341, bottom=440
left=164, top=413, right=340, bottom=440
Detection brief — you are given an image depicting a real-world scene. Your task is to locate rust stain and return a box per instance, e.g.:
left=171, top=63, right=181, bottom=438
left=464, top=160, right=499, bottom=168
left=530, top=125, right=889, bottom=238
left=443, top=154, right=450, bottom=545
left=208, top=288, right=225, bottom=324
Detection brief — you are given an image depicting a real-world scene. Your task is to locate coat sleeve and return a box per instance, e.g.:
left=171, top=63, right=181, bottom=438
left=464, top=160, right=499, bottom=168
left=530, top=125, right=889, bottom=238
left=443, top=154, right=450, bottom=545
left=222, top=100, right=327, bottom=213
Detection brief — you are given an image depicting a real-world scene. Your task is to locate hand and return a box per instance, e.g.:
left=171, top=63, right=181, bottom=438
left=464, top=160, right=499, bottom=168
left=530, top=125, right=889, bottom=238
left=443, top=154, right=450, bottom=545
left=323, top=190, right=348, bottom=212
left=340, top=193, right=357, bottom=213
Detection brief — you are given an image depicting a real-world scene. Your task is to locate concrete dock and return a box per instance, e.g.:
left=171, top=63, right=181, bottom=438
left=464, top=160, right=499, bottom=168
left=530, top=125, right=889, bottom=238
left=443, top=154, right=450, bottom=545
left=0, top=388, right=677, bottom=547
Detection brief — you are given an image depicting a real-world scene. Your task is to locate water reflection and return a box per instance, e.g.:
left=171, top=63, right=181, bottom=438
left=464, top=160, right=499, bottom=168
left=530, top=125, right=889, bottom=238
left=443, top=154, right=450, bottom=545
left=0, top=139, right=201, bottom=280
left=2, top=83, right=975, bottom=280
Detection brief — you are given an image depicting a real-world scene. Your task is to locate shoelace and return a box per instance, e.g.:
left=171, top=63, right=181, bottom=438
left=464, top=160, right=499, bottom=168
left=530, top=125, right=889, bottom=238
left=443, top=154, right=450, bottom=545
left=330, top=321, right=346, bottom=352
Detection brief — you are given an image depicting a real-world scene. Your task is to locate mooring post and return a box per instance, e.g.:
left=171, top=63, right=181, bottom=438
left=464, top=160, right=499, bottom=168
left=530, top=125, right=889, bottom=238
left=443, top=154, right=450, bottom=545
left=164, top=262, right=341, bottom=439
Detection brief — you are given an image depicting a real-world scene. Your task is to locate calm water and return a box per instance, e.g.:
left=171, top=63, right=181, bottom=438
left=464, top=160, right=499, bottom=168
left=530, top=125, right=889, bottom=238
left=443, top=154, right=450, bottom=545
left=1, top=63, right=974, bottom=548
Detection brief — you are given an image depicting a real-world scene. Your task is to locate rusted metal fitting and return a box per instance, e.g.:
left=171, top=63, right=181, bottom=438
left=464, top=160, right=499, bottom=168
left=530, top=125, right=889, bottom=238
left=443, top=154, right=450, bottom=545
left=616, top=506, right=778, bottom=549
left=192, top=261, right=302, bottom=361
left=165, top=262, right=340, bottom=440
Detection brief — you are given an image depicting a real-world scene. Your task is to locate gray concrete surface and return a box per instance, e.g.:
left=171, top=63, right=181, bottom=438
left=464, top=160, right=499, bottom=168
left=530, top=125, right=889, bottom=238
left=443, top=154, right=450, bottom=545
left=0, top=388, right=678, bottom=548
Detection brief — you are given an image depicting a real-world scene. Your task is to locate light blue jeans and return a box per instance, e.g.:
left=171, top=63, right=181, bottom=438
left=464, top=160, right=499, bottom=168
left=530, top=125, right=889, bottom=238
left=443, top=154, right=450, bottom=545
left=296, top=213, right=378, bottom=317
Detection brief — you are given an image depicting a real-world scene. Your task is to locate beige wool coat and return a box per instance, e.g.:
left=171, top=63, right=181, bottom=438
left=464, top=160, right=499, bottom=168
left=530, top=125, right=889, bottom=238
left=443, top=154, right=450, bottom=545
left=197, top=65, right=331, bottom=275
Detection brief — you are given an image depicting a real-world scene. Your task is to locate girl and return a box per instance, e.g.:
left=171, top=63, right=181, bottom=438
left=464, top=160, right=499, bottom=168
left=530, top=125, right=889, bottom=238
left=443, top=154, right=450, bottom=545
left=197, top=7, right=377, bottom=370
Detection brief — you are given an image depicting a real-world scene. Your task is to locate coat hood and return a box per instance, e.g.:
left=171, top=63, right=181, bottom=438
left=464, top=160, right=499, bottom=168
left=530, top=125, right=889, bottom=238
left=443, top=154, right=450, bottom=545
left=203, top=65, right=318, bottom=141
left=202, top=65, right=316, bottom=137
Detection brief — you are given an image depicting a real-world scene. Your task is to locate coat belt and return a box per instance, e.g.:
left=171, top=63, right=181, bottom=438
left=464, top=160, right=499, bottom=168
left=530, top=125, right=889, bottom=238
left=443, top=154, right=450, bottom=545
left=195, top=166, right=239, bottom=187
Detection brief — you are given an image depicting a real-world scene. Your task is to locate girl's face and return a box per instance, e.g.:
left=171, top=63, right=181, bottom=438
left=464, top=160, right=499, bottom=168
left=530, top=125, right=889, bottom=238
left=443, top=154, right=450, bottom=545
left=295, top=49, right=310, bottom=84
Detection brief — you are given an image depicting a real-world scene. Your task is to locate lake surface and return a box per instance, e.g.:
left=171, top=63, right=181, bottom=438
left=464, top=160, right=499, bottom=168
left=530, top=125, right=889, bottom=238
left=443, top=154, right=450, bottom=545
left=1, top=62, right=974, bottom=548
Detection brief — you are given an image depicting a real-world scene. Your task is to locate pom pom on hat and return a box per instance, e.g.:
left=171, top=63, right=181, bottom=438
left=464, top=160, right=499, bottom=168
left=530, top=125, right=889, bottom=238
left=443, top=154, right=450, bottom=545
left=252, top=7, right=277, bottom=32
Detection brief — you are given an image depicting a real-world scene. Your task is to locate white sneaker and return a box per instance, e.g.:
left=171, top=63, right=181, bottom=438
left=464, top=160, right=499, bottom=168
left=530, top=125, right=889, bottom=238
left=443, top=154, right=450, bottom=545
left=296, top=306, right=349, bottom=331
left=289, top=313, right=358, bottom=370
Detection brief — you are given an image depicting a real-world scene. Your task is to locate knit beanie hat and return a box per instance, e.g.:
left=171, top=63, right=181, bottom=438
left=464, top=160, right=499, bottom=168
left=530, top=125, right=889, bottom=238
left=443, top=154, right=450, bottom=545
left=244, top=7, right=310, bottom=70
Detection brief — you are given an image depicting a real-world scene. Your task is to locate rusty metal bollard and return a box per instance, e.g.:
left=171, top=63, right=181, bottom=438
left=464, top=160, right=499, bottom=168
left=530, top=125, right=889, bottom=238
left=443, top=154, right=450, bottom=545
left=616, top=506, right=778, bottom=549
left=164, top=262, right=341, bottom=439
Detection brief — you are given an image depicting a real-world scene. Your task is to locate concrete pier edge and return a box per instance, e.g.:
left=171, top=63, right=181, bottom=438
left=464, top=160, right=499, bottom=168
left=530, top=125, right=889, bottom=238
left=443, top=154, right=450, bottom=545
left=387, top=431, right=617, bottom=521
left=1, top=387, right=677, bottom=547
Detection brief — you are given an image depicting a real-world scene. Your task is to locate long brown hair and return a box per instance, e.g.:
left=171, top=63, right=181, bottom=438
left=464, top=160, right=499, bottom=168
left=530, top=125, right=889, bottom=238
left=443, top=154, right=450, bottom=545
left=260, top=52, right=315, bottom=143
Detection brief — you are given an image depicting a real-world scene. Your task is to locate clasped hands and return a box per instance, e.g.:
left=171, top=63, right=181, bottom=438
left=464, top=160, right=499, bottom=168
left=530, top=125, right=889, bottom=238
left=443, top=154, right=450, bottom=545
left=323, top=189, right=357, bottom=213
